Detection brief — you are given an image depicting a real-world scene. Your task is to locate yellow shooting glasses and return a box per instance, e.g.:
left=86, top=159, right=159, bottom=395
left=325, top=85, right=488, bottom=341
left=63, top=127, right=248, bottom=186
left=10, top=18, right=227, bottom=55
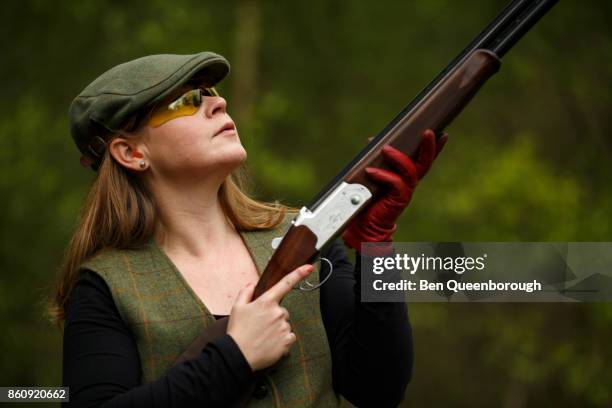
left=147, top=86, right=219, bottom=127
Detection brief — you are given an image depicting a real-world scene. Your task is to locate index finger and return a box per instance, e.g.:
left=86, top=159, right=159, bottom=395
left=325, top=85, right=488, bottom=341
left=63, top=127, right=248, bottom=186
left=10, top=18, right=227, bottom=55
left=261, top=264, right=314, bottom=303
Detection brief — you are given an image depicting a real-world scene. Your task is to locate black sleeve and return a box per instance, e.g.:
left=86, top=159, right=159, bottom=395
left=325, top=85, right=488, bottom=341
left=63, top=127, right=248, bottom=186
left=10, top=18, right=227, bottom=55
left=319, top=239, right=414, bottom=408
left=62, top=270, right=255, bottom=408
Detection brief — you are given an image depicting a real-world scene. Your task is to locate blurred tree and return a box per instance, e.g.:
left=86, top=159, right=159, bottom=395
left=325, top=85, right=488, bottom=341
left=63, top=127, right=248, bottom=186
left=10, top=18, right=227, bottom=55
left=0, top=0, right=610, bottom=406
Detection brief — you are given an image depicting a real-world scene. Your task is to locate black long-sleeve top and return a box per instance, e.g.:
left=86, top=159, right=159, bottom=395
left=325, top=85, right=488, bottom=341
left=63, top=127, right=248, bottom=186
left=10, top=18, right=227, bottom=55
left=62, top=239, right=413, bottom=407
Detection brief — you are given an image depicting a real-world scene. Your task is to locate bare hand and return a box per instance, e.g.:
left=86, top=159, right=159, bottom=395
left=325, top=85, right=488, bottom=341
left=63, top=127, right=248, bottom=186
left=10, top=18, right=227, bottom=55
left=227, top=264, right=314, bottom=371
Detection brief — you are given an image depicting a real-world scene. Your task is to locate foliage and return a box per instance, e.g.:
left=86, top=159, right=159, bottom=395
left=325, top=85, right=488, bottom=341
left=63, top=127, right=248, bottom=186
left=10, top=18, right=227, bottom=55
left=1, top=0, right=610, bottom=406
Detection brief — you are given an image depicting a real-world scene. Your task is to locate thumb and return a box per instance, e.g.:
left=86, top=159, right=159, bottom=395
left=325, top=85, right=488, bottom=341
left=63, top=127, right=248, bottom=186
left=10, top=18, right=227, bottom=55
left=365, top=167, right=412, bottom=204
left=365, top=167, right=405, bottom=190
left=234, top=282, right=255, bottom=305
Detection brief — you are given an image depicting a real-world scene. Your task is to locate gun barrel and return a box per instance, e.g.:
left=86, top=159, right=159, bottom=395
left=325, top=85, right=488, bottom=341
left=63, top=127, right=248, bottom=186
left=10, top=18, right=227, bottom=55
left=306, top=0, right=558, bottom=213
left=488, top=0, right=559, bottom=58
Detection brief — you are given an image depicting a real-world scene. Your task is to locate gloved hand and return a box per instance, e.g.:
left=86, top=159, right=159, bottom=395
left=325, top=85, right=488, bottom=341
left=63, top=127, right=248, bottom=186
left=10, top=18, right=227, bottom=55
left=342, top=129, right=447, bottom=256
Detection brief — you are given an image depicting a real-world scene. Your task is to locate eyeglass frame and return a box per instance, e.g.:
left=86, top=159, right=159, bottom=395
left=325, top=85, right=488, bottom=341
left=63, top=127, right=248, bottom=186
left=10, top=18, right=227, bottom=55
left=136, top=85, right=220, bottom=129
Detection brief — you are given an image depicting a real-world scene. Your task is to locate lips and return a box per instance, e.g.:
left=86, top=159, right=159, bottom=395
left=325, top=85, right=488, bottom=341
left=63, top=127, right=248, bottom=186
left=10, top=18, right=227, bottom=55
left=214, top=121, right=236, bottom=136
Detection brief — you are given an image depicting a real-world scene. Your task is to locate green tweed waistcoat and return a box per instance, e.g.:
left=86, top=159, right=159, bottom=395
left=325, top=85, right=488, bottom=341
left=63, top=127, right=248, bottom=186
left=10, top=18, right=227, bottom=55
left=79, top=214, right=343, bottom=407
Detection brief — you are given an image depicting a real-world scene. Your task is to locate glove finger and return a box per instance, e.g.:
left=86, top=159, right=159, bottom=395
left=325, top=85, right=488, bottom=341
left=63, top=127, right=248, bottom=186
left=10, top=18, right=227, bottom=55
left=415, top=129, right=437, bottom=179
left=380, top=145, right=418, bottom=189
left=365, top=167, right=411, bottom=202
left=435, top=132, right=448, bottom=159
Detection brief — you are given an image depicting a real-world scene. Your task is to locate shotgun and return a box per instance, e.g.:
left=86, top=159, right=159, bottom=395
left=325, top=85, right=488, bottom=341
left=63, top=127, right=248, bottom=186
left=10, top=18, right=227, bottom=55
left=174, top=0, right=558, bottom=370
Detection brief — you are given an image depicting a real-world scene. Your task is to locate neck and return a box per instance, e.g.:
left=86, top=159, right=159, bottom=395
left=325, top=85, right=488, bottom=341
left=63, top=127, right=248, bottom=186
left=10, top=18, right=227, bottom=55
left=150, top=175, right=236, bottom=259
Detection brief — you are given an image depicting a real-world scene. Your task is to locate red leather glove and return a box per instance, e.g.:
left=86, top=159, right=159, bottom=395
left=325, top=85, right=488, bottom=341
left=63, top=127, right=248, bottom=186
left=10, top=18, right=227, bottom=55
left=342, top=129, right=447, bottom=256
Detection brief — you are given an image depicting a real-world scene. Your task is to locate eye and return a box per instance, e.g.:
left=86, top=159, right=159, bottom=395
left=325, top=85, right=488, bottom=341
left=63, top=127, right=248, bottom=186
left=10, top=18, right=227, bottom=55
left=201, top=87, right=219, bottom=97
left=168, top=89, right=202, bottom=111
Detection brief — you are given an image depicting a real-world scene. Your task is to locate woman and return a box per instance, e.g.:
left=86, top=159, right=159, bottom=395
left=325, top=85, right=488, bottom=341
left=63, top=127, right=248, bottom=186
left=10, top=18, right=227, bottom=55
left=53, top=51, right=445, bottom=407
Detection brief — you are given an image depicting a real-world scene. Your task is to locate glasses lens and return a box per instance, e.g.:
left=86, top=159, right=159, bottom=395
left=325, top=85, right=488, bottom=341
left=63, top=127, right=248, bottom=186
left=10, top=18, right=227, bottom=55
left=147, top=87, right=220, bottom=127
left=203, top=87, right=219, bottom=97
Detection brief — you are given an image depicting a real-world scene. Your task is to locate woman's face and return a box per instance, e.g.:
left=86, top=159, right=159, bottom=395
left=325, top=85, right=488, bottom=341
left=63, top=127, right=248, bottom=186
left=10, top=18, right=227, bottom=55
left=137, top=85, right=246, bottom=181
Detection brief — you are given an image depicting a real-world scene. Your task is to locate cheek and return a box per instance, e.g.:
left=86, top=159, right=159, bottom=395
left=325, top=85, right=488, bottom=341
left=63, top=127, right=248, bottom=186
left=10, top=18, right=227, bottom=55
left=147, top=122, right=212, bottom=160
left=145, top=126, right=246, bottom=174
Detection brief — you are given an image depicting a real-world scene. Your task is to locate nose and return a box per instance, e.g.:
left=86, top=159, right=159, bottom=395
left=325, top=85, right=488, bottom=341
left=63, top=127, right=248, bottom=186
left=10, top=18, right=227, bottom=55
left=204, top=96, right=227, bottom=118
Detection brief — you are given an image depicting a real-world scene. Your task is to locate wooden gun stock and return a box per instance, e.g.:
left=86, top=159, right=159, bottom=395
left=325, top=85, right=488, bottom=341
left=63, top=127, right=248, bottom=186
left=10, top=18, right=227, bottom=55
left=252, top=225, right=318, bottom=299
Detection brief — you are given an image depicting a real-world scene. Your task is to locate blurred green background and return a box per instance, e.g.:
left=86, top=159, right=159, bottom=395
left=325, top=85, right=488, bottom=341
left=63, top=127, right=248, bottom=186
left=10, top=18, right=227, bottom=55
left=1, top=0, right=611, bottom=406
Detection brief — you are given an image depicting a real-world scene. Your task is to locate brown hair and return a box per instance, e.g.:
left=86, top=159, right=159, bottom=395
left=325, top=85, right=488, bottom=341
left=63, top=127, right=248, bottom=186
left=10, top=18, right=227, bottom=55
left=48, top=146, right=297, bottom=326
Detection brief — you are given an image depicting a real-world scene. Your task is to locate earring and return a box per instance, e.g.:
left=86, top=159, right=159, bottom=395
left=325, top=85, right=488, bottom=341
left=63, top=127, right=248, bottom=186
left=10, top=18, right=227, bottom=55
left=139, top=160, right=146, bottom=169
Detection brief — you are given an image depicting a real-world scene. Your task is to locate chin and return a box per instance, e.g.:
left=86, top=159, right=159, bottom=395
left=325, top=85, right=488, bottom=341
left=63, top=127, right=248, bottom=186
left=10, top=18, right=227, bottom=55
left=228, top=143, right=247, bottom=162
left=216, top=145, right=247, bottom=170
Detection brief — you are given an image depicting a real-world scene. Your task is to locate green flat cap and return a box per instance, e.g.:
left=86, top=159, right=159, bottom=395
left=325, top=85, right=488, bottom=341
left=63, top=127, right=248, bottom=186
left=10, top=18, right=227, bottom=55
left=69, top=51, right=230, bottom=169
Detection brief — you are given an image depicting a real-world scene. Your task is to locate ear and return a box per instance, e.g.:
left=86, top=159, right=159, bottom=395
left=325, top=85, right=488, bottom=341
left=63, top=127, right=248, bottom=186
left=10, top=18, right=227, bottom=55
left=108, top=137, right=148, bottom=172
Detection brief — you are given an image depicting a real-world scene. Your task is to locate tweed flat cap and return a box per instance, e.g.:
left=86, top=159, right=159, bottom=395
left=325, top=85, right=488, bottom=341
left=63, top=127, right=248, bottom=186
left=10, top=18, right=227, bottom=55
left=69, top=51, right=230, bottom=169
